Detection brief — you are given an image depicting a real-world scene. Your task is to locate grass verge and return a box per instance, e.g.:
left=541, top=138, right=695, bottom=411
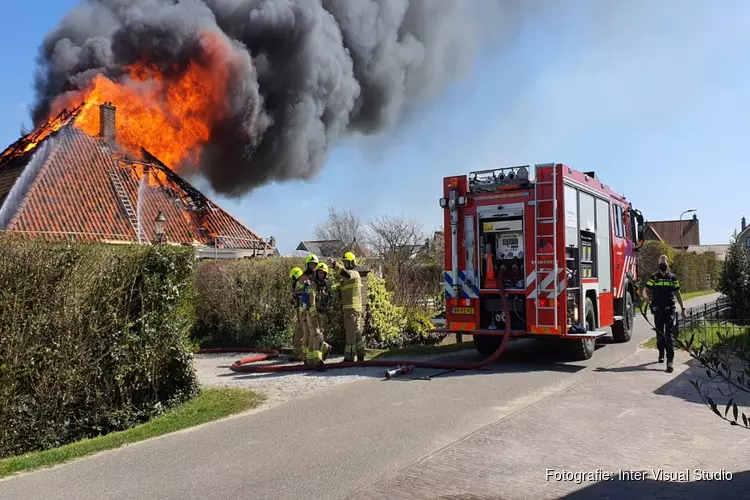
left=642, top=290, right=717, bottom=348
left=0, top=387, right=265, bottom=479
left=366, top=341, right=475, bottom=360
left=644, top=321, right=750, bottom=350
left=681, top=290, right=717, bottom=301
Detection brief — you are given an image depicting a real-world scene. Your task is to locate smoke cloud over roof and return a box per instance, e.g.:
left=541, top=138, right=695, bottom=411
left=32, top=0, right=513, bottom=195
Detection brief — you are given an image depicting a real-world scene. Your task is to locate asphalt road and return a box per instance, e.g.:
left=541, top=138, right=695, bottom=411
left=0, top=293, right=721, bottom=500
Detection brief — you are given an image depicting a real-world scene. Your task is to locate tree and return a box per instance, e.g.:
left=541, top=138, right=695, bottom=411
left=365, top=215, right=435, bottom=308
left=718, top=231, right=750, bottom=319
left=313, top=205, right=363, bottom=246
left=365, top=214, right=426, bottom=265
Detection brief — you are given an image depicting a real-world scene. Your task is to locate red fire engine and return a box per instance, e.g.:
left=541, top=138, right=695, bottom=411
left=438, top=163, right=645, bottom=360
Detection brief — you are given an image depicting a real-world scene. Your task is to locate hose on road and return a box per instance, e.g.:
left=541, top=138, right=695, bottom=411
left=197, top=285, right=511, bottom=374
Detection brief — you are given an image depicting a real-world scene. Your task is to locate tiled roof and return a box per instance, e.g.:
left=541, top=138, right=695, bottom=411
left=0, top=113, right=269, bottom=251
left=645, top=219, right=699, bottom=247
left=686, top=244, right=730, bottom=260
left=297, top=239, right=374, bottom=258
left=298, top=240, right=346, bottom=257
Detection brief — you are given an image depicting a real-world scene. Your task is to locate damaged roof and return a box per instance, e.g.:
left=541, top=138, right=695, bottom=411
left=0, top=105, right=270, bottom=251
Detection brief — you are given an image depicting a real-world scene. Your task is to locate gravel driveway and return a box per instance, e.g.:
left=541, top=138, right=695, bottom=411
left=194, top=350, right=470, bottom=407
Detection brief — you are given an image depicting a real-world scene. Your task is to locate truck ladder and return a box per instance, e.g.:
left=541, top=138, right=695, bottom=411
left=109, top=169, right=146, bottom=243
left=534, top=163, right=558, bottom=330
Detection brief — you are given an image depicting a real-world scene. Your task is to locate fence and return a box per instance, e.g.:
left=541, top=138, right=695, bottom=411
left=671, top=296, right=750, bottom=351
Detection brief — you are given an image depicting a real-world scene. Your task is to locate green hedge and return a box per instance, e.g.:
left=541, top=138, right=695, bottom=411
left=0, top=237, right=198, bottom=459
left=192, top=258, right=444, bottom=350
left=636, top=240, right=722, bottom=293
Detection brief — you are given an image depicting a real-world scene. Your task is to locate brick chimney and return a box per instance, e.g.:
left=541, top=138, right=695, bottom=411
left=742, top=217, right=747, bottom=231
left=99, top=102, right=116, bottom=140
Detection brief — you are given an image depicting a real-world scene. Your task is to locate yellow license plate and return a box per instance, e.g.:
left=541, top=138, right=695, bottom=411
left=452, top=307, right=475, bottom=315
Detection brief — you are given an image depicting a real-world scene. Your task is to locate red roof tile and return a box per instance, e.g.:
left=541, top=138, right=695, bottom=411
left=0, top=111, right=269, bottom=251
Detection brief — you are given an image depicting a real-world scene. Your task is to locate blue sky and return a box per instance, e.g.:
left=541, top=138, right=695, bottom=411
left=1, top=1, right=747, bottom=253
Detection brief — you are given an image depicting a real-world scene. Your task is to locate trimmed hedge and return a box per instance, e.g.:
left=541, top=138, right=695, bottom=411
left=636, top=240, right=722, bottom=293
left=0, top=237, right=198, bottom=459
left=192, top=258, right=444, bottom=350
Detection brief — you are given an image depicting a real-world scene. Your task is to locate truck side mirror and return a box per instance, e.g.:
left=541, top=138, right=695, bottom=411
left=632, top=210, right=645, bottom=250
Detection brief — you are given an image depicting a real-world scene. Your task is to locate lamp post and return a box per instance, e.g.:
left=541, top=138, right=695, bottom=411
left=154, top=210, right=167, bottom=245
left=680, top=209, right=697, bottom=250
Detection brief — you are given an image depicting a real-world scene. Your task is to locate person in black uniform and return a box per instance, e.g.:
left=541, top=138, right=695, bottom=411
left=642, top=255, right=686, bottom=373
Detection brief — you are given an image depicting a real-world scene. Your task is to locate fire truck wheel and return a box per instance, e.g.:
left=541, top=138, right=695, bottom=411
left=612, top=291, right=634, bottom=343
left=473, top=334, right=503, bottom=358
left=566, top=297, right=596, bottom=361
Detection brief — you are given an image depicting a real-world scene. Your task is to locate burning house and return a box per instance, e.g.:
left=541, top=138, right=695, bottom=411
left=0, top=102, right=274, bottom=258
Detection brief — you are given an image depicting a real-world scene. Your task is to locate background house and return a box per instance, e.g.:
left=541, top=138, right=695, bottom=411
left=685, top=244, right=730, bottom=262
left=737, top=216, right=750, bottom=257
left=295, top=239, right=372, bottom=259
left=644, top=214, right=700, bottom=250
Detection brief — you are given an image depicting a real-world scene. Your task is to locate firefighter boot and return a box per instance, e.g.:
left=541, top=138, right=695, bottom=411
left=322, top=342, right=331, bottom=361
left=356, top=354, right=365, bottom=363
left=666, top=361, right=674, bottom=373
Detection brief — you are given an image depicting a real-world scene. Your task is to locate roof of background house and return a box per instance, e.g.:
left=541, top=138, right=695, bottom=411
left=297, top=239, right=373, bottom=258
left=0, top=105, right=270, bottom=251
left=738, top=217, right=750, bottom=241
left=297, top=240, right=347, bottom=257
left=686, top=244, right=730, bottom=260
left=645, top=219, right=699, bottom=247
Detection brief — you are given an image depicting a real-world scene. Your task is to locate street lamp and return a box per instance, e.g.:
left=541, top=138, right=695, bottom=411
left=680, top=209, right=697, bottom=249
left=154, top=210, right=167, bottom=244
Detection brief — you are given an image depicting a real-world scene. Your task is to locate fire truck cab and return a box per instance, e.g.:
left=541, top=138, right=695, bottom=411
left=439, top=163, right=645, bottom=361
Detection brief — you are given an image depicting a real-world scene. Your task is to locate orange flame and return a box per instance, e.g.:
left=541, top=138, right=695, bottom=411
left=46, top=31, right=236, bottom=171
left=0, top=109, right=75, bottom=164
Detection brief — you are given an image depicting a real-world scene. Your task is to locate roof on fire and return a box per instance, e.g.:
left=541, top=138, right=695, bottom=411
left=0, top=106, right=270, bottom=251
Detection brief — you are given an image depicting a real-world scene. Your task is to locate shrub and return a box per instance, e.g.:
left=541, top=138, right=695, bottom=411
left=192, top=257, right=304, bottom=348
left=0, top=236, right=198, bottom=459
left=399, top=308, right=447, bottom=347
left=636, top=240, right=721, bottom=294
left=362, top=274, right=406, bottom=348
left=193, top=259, right=439, bottom=351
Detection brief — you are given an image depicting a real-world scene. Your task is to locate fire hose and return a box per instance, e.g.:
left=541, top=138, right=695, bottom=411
left=197, top=284, right=512, bottom=375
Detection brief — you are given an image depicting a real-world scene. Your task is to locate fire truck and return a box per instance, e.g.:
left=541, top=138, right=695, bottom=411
left=438, top=163, right=645, bottom=361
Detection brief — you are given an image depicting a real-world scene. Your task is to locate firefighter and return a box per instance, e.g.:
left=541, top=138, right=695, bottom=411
left=642, top=254, right=686, bottom=373
left=289, top=267, right=305, bottom=362
left=303, top=254, right=319, bottom=279
left=329, top=252, right=365, bottom=362
left=299, top=254, right=319, bottom=364
left=305, top=262, right=332, bottom=370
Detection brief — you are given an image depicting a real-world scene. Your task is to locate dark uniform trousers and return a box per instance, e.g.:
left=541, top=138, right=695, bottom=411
left=646, top=270, right=681, bottom=365
left=653, top=305, right=676, bottom=363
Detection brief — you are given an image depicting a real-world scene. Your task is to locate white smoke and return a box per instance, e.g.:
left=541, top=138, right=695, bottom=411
left=0, top=132, right=59, bottom=230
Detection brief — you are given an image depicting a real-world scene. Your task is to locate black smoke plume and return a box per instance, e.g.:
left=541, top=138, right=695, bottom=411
left=32, top=0, right=510, bottom=195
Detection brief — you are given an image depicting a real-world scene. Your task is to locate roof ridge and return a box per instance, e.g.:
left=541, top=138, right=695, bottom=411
left=0, top=106, right=81, bottom=171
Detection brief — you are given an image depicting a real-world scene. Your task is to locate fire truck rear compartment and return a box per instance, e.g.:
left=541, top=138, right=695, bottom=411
left=479, top=211, right=526, bottom=331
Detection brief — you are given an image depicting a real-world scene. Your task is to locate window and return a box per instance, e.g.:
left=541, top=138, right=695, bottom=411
left=613, top=205, right=624, bottom=238
left=746, top=236, right=750, bottom=248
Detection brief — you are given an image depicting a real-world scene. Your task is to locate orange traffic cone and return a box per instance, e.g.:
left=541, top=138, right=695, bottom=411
left=483, top=253, right=499, bottom=288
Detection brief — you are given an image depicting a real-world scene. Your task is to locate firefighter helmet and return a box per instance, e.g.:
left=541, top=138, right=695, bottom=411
left=306, top=254, right=319, bottom=265
left=289, top=267, right=303, bottom=280
left=343, top=251, right=356, bottom=265
left=315, top=262, right=329, bottom=274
